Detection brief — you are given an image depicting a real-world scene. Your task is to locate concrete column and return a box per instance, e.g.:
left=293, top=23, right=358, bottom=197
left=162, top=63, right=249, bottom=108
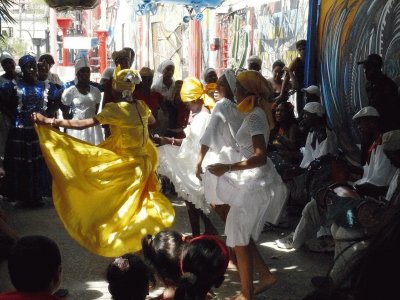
left=189, top=20, right=201, bottom=78
left=96, top=30, right=108, bottom=74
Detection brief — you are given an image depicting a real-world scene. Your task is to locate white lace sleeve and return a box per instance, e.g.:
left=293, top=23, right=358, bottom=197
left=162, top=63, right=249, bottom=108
left=248, top=110, right=266, bottom=136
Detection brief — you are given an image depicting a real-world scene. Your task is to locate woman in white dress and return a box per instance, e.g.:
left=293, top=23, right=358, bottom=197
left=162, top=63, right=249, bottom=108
left=61, top=57, right=104, bottom=145
left=207, top=71, right=288, bottom=300
left=154, top=77, right=218, bottom=237
left=196, top=69, right=243, bottom=221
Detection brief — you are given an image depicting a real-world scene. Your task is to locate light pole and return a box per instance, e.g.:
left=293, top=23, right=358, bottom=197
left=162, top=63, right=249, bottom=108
left=18, top=0, right=23, bottom=39
left=20, top=29, right=42, bottom=57
left=32, top=38, right=46, bottom=58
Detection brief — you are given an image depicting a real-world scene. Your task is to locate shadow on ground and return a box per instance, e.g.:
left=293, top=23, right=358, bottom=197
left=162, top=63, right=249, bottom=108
left=0, top=196, right=332, bottom=300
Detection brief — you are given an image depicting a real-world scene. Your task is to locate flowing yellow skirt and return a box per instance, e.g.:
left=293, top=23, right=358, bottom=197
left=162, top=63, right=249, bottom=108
left=35, top=125, right=175, bottom=257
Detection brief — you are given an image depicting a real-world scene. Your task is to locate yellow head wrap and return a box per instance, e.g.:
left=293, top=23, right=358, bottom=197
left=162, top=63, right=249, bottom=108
left=112, top=65, right=142, bottom=92
left=180, top=77, right=215, bottom=108
left=236, top=70, right=273, bottom=113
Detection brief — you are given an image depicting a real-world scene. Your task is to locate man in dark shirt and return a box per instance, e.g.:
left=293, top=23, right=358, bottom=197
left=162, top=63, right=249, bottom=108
left=283, top=39, right=306, bottom=115
left=358, top=53, right=400, bottom=133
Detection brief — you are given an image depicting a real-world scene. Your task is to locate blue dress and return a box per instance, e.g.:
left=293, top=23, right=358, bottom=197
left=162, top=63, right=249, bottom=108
left=2, top=79, right=60, bottom=206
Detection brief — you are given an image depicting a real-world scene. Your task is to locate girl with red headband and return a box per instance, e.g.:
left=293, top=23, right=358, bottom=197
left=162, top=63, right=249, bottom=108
left=175, top=235, right=229, bottom=300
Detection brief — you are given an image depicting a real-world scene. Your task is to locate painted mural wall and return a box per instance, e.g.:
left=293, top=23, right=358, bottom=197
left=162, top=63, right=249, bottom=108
left=254, top=0, right=309, bottom=78
left=319, top=0, right=400, bottom=163
left=221, top=0, right=309, bottom=78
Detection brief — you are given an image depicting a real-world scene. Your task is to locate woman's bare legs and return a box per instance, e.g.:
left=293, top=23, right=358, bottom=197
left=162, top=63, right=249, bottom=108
left=185, top=200, right=218, bottom=236
left=213, top=204, right=237, bottom=270
left=250, top=239, right=277, bottom=294
left=233, top=245, right=253, bottom=299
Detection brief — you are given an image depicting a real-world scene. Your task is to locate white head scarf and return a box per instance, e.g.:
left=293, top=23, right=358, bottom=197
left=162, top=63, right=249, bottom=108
left=303, top=102, right=325, bottom=117
left=153, top=59, right=175, bottom=84
left=74, top=56, right=90, bottom=74
left=223, top=68, right=236, bottom=95
left=156, top=59, right=174, bottom=74
left=201, top=67, right=216, bottom=84
left=0, top=52, right=13, bottom=63
left=152, top=59, right=176, bottom=102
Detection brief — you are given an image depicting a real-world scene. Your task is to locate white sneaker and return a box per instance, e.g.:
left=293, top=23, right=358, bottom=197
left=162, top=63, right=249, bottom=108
left=275, top=232, right=294, bottom=249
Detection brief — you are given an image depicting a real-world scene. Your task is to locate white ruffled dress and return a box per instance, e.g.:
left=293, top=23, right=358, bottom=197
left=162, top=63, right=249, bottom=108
left=157, top=110, right=212, bottom=213
left=214, top=107, right=288, bottom=247
left=200, top=98, right=244, bottom=205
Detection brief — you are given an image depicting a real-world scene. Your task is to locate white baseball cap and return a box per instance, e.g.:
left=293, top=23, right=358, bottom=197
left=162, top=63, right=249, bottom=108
left=303, top=102, right=325, bottom=117
left=382, top=129, right=400, bottom=151
left=301, top=85, right=321, bottom=97
left=352, top=106, right=380, bottom=120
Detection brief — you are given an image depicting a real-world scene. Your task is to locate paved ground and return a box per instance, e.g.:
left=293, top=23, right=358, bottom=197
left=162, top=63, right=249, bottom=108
left=0, top=196, right=332, bottom=300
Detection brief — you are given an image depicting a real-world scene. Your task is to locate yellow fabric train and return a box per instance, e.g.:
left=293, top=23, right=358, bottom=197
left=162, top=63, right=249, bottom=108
left=35, top=100, right=175, bottom=257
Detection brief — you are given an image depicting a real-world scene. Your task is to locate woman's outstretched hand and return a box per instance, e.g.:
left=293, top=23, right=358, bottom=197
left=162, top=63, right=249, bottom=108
left=31, top=112, right=49, bottom=125
left=152, top=135, right=169, bottom=146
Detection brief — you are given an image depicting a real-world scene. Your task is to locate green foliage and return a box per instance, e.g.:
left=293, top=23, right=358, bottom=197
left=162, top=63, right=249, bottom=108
left=0, top=35, right=28, bottom=57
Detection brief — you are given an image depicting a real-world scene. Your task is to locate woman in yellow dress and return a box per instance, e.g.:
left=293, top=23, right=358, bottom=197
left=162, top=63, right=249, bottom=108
left=31, top=66, right=175, bottom=257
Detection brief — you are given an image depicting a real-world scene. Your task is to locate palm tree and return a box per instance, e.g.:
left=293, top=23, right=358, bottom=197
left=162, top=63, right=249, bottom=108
left=0, top=0, right=16, bottom=23
left=0, top=0, right=16, bottom=41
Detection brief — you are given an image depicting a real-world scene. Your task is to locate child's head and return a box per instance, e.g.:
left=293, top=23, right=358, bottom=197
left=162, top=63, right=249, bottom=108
left=106, top=253, right=155, bottom=300
left=175, top=235, right=229, bottom=300
left=141, top=230, right=185, bottom=287
left=8, top=235, right=62, bottom=294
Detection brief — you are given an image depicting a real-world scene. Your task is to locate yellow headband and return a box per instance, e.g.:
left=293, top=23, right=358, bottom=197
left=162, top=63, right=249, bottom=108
left=112, top=65, right=142, bottom=92
left=236, top=71, right=273, bottom=113
left=180, top=77, right=215, bottom=108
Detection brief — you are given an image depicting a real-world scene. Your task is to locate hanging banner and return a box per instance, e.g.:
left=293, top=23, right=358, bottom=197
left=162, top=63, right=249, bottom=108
left=63, top=37, right=96, bottom=49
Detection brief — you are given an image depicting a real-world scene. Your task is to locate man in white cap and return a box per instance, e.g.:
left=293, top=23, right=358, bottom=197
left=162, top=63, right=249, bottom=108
left=276, top=106, right=396, bottom=252
left=301, top=85, right=321, bottom=103
left=247, top=55, right=262, bottom=72
left=326, top=128, right=400, bottom=286
left=275, top=102, right=338, bottom=251
left=299, top=102, right=338, bottom=169
left=352, top=106, right=397, bottom=197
